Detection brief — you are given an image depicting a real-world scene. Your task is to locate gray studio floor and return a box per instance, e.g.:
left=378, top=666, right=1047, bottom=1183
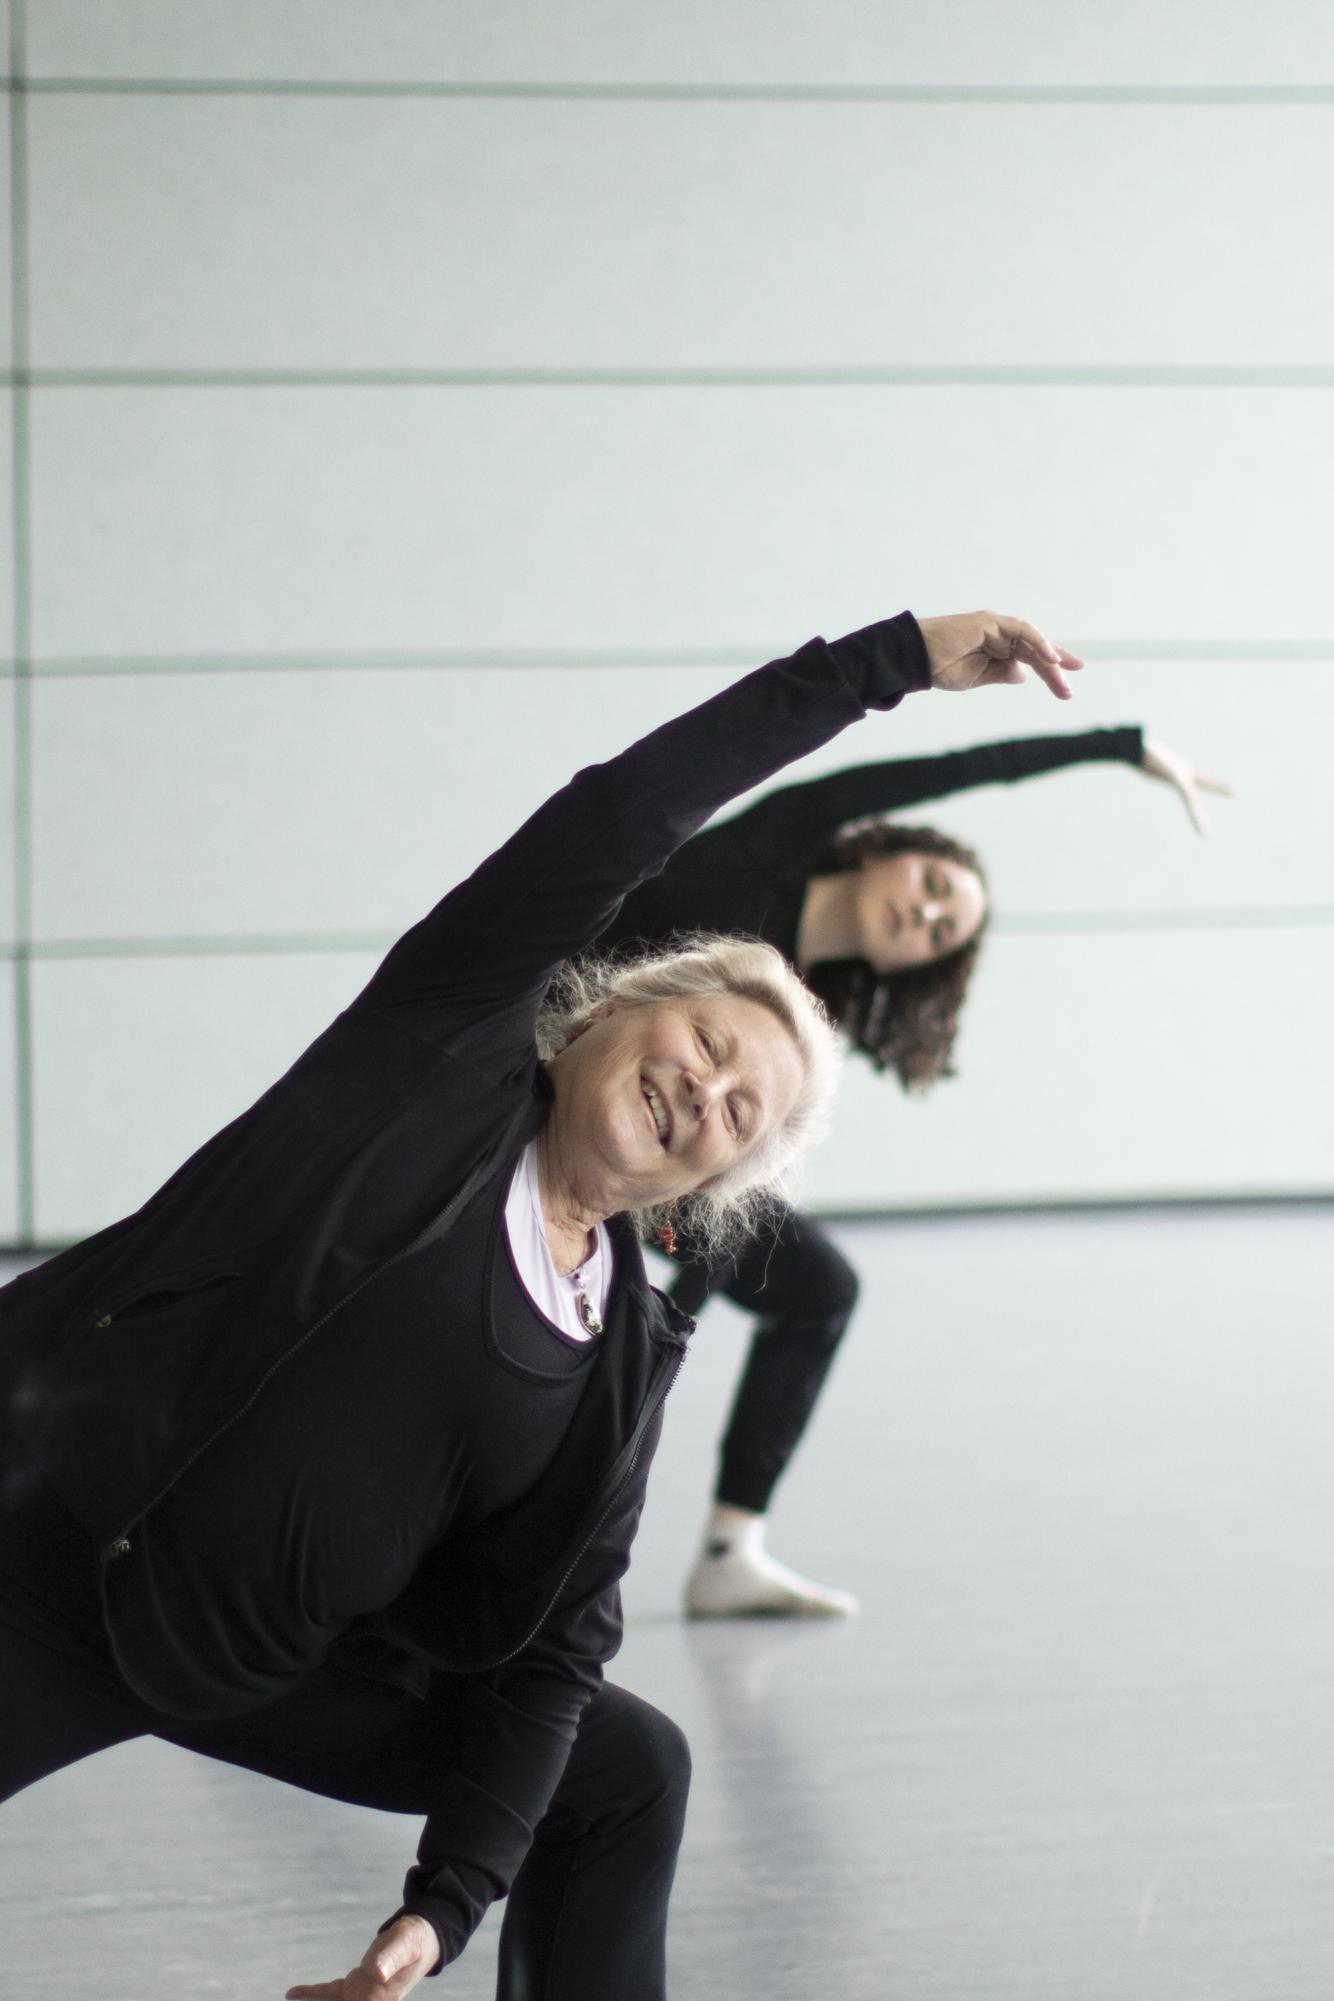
left=3, top=1204, right=1332, bottom=1998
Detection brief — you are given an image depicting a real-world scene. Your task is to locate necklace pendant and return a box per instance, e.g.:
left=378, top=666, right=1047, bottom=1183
left=577, top=1291, right=604, bottom=1338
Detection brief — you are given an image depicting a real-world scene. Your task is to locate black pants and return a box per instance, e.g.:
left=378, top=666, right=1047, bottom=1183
left=0, top=1479, right=688, bottom=2001
left=668, top=1210, right=859, bottom=1515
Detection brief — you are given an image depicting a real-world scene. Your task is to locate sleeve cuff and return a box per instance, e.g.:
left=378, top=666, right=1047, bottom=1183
left=827, top=610, right=933, bottom=708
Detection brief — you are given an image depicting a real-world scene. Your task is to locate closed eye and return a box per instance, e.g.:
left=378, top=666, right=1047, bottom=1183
left=698, top=1024, right=748, bottom=1140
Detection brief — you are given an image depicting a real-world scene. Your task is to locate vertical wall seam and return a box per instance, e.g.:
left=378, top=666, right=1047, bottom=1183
left=8, top=0, right=34, bottom=1245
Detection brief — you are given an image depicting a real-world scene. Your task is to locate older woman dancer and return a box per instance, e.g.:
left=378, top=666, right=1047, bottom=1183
left=0, top=606, right=1078, bottom=1999
left=600, top=726, right=1224, bottom=1618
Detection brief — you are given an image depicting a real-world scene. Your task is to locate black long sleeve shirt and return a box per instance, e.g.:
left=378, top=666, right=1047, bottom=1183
left=602, top=726, right=1144, bottom=969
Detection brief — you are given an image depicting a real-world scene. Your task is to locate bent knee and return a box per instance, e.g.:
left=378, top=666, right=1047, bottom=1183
left=633, top=1703, right=692, bottom=1809
left=817, top=1249, right=860, bottom=1321
left=779, top=1237, right=860, bottom=1325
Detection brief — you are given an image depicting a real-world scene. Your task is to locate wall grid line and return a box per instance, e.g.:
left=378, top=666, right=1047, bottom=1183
left=13, top=77, right=1334, bottom=105
left=7, top=0, right=33, bottom=1246
left=12, top=367, right=1334, bottom=390
left=2, top=904, right=1330, bottom=966
left=7, top=1188, right=1332, bottom=1263
left=8, top=640, right=1334, bottom=676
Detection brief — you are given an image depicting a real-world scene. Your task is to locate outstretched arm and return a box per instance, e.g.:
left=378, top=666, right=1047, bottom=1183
left=354, top=609, right=1079, bottom=1063
left=700, top=728, right=1147, bottom=868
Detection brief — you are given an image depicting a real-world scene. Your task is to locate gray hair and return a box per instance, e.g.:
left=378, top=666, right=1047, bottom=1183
left=537, top=933, right=843, bottom=1264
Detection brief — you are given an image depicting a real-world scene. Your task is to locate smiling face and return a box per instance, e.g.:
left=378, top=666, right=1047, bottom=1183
left=851, top=849, right=987, bottom=975
left=544, top=992, right=806, bottom=1219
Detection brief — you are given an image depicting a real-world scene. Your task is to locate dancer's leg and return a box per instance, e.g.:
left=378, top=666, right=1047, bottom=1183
left=1, top=1450, right=687, bottom=1992
left=713, top=1214, right=859, bottom=1513
left=676, top=1213, right=861, bottom=1617
left=168, top=1672, right=688, bottom=2000
left=497, top=1683, right=690, bottom=2001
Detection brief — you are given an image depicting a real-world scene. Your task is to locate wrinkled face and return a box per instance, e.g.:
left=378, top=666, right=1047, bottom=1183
left=852, top=851, right=987, bottom=975
left=547, top=993, right=806, bottom=1213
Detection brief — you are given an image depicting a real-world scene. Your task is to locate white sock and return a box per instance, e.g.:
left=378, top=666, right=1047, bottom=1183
left=684, top=1506, right=858, bottom=1619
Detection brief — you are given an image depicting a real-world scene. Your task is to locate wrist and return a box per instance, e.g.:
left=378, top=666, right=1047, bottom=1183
left=828, top=610, right=932, bottom=707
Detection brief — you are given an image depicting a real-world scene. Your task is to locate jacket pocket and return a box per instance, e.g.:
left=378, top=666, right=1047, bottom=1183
left=92, top=1265, right=245, bottom=1326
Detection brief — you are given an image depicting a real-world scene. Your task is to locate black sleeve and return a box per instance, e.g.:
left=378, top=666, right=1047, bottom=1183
left=352, top=612, right=931, bottom=1063
left=387, top=1399, right=670, bottom=1969
left=708, top=725, right=1146, bottom=866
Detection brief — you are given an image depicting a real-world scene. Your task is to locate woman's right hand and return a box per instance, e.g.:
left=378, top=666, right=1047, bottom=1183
left=1140, top=734, right=1233, bottom=836
left=917, top=611, right=1084, bottom=700
left=285, top=1915, right=439, bottom=2001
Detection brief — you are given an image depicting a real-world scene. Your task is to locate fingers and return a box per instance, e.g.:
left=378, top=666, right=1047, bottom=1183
left=991, top=614, right=1083, bottom=669
left=920, top=610, right=1084, bottom=695
left=1145, top=738, right=1233, bottom=801
left=991, top=616, right=1084, bottom=701
left=1027, top=660, right=1073, bottom=700
left=1168, top=770, right=1213, bottom=837
left=977, top=659, right=1026, bottom=687
left=1180, top=787, right=1211, bottom=838
left=371, top=1938, right=407, bottom=1980
left=286, top=1919, right=435, bottom=2001
left=369, top=1918, right=436, bottom=1994
left=986, top=615, right=1050, bottom=659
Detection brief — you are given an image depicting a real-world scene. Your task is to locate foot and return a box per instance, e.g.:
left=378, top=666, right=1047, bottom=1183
left=684, top=1523, right=858, bottom=1619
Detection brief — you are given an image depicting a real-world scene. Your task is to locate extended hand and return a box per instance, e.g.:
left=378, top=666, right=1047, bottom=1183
left=918, top=612, right=1083, bottom=699
left=286, top=1915, right=439, bottom=2001
left=1140, top=734, right=1232, bottom=836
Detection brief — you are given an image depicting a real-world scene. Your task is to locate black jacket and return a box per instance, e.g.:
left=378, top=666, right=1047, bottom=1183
left=2, top=612, right=932, bottom=1960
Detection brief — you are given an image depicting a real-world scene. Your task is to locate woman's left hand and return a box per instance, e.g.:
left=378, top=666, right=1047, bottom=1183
left=1140, top=735, right=1233, bottom=836
left=286, top=1915, right=439, bottom=2001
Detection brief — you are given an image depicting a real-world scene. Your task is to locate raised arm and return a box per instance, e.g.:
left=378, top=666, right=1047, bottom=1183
left=353, top=615, right=927, bottom=1051
left=354, top=609, right=1078, bottom=1064
left=707, top=726, right=1147, bottom=871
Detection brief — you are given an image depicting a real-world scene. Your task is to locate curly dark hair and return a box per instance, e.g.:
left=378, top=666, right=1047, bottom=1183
left=801, top=821, right=988, bottom=1093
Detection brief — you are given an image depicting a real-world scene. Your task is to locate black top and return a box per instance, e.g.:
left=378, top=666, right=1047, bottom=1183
left=5, top=609, right=933, bottom=1965
left=120, top=1175, right=602, bottom=1711
left=604, top=726, right=1144, bottom=970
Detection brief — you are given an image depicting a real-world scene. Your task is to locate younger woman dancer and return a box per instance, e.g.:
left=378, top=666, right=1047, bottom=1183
left=600, top=725, right=1226, bottom=1618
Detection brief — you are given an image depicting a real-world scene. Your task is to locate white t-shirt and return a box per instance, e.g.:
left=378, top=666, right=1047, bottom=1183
left=504, top=1138, right=612, bottom=1344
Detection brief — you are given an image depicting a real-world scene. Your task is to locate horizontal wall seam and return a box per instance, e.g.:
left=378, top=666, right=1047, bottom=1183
left=8, top=1190, right=1333, bottom=1259
left=11, top=367, right=1334, bottom=389
left=12, top=932, right=397, bottom=960
left=13, top=79, right=1334, bottom=104
left=817, top=1191, right=1334, bottom=1224
left=10, top=640, right=1334, bottom=675
left=6, top=908, right=1333, bottom=961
